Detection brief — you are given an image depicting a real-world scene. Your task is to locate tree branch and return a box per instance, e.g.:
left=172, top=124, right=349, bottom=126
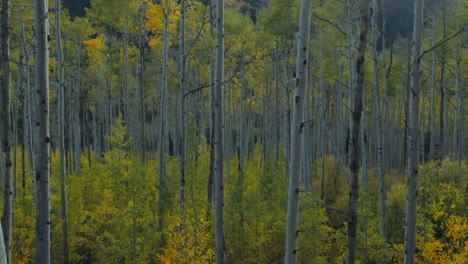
left=312, top=13, right=347, bottom=36
left=419, top=25, right=466, bottom=60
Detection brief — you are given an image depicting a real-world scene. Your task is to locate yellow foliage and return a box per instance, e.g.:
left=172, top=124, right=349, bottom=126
left=145, top=1, right=180, bottom=51
left=84, top=34, right=106, bottom=69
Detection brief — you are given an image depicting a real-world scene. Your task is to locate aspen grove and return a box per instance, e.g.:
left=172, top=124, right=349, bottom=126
left=0, top=0, right=467, bottom=263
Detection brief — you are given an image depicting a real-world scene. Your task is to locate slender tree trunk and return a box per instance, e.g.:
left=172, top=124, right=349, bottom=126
left=361, top=86, right=368, bottom=186
left=158, top=4, right=170, bottom=244
left=20, top=9, right=35, bottom=192
left=275, top=40, right=280, bottom=162
left=346, top=0, right=355, bottom=166
left=34, top=0, right=51, bottom=262
left=284, top=48, right=291, bottom=167
left=0, top=0, right=12, bottom=262
left=0, top=221, right=6, bottom=264
left=179, top=0, right=187, bottom=229
left=207, top=0, right=216, bottom=209
left=214, top=0, right=226, bottom=262
left=55, top=1, right=70, bottom=263
left=371, top=0, right=387, bottom=240
left=404, top=0, right=423, bottom=263
left=284, top=0, right=312, bottom=263
left=452, top=40, right=460, bottom=161
left=429, top=12, right=436, bottom=160
left=347, top=0, right=371, bottom=263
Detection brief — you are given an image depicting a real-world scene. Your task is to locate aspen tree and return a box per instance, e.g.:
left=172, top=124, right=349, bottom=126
left=347, top=0, right=371, bottom=263
left=371, top=0, right=387, bottom=240
left=179, top=0, right=187, bottom=229
left=34, top=0, right=51, bottom=262
left=214, top=0, right=226, bottom=262
left=284, top=0, right=312, bottom=263
left=0, top=222, right=6, bottom=264
left=158, top=0, right=171, bottom=244
left=429, top=13, right=437, bottom=161
left=0, top=0, right=12, bottom=262
left=55, top=0, right=70, bottom=263
left=404, top=0, right=423, bottom=263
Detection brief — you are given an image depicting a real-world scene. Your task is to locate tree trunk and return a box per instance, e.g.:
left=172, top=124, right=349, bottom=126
left=346, top=0, right=355, bottom=166
left=452, top=39, right=460, bottom=161
left=429, top=12, right=436, bottom=160
left=0, top=221, right=7, bottom=264
left=347, top=0, right=371, bottom=263
left=158, top=3, right=170, bottom=244
left=0, top=0, right=12, bottom=262
left=55, top=1, right=70, bottom=262
left=284, top=0, right=312, bottom=263
left=214, top=0, right=226, bottom=262
left=371, top=0, right=387, bottom=240
left=179, top=0, right=187, bottom=229
left=34, top=0, right=51, bottom=262
left=404, top=0, right=423, bottom=263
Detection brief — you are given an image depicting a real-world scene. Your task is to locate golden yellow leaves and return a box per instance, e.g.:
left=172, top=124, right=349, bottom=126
left=145, top=1, right=181, bottom=51
left=84, top=34, right=106, bottom=70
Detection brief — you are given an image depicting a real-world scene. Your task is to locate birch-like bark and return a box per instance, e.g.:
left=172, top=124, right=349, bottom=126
left=34, top=0, right=51, bottom=262
left=284, top=0, right=312, bottom=263
left=346, top=0, right=355, bottom=166
left=55, top=1, right=70, bottom=262
left=429, top=12, right=436, bottom=160
left=158, top=3, right=170, bottom=243
left=179, top=0, right=187, bottom=223
left=347, top=0, right=371, bottom=263
left=284, top=49, right=291, bottom=167
left=214, top=0, right=226, bottom=262
left=452, top=40, right=460, bottom=160
left=371, top=0, right=387, bottom=240
left=0, top=221, right=6, bottom=264
left=20, top=9, right=36, bottom=191
left=361, top=86, right=368, bottom=186
left=0, top=0, right=12, bottom=262
left=404, top=0, right=423, bottom=263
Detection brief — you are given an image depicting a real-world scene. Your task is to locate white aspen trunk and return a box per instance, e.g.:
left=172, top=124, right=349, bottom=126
left=421, top=92, right=425, bottom=163
left=238, top=53, right=247, bottom=223
left=179, top=0, right=187, bottom=224
left=284, top=0, right=312, bottom=263
left=319, top=29, right=326, bottom=200
left=207, top=0, right=215, bottom=208
left=429, top=13, right=436, bottom=160
left=0, top=221, right=6, bottom=264
left=346, top=0, right=355, bottom=166
left=337, top=50, right=344, bottom=158
left=438, top=10, right=446, bottom=159
left=275, top=41, right=280, bottom=161
left=138, top=13, right=146, bottom=163
left=347, top=0, right=371, bottom=263
left=214, top=0, right=226, bottom=262
left=158, top=3, right=170, bottom=243
left=20, top=9, right=36, bottom=188
left=372, top=0, right=387, bottom=240
left=404, top=0, right=423, bottom=263
left=452, top=40, right=460, bottom=160
left=381, top=2, right=391, bottom=172
left=284, top=50, right=291, bottom=167
left=124, top=18, right=129, bottom=126
left=0, top=0, right=12, bottom=262
left=303, top=71, right=312, bottom=192
left=55, top=1, right=70, bottom=262
left=73, top=47, right=82, bottom=169
left=361, top=86, right=368, bottom=186
left=34, top=0, right=51, bottom=262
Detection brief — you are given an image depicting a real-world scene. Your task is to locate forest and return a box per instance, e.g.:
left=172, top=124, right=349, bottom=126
left=0, top=0, right=467, bottom=263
